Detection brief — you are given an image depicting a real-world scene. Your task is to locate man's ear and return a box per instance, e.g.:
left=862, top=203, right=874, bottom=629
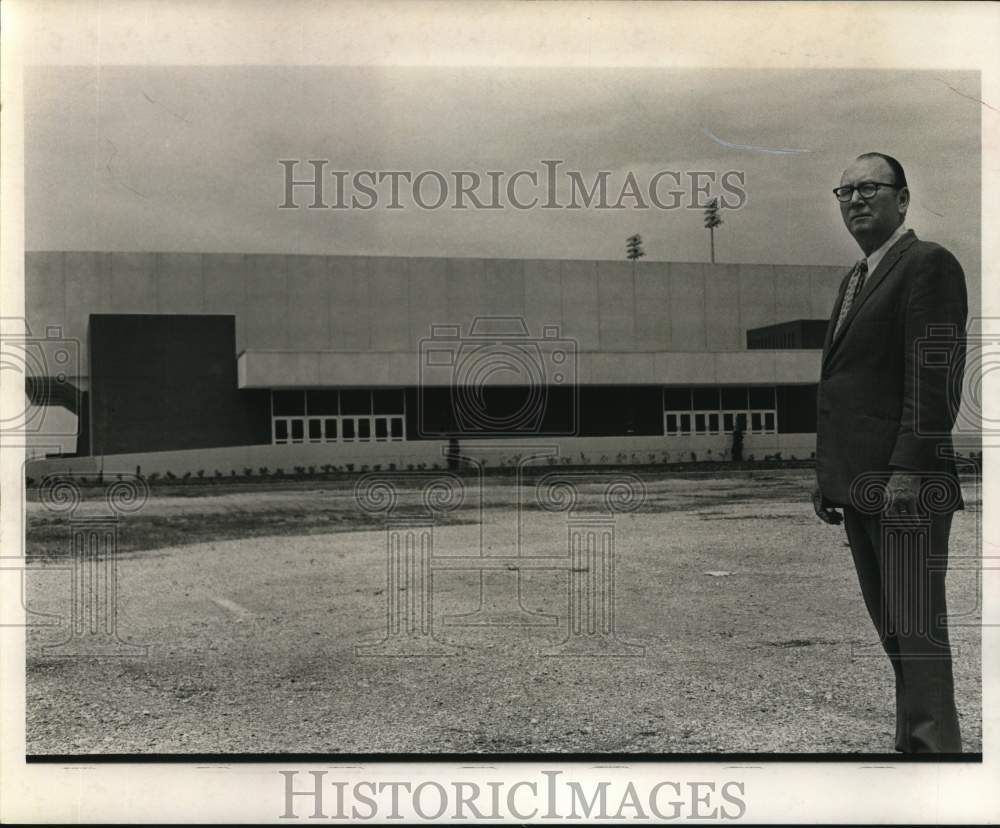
left=897, top=186, right=910, bottom=215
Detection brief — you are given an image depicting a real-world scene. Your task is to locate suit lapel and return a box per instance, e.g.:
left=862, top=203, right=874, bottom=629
left=823, top=230, right=918, bottom=365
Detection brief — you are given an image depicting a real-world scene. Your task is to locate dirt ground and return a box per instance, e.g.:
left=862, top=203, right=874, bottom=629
left=24, top=469, right=983, bottom=755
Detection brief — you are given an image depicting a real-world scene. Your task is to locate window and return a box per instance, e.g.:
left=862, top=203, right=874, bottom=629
left=307, top=390, right=339, bottom=415
left=664, top=385, right=777, bottom=436
left=749, top=386, right=776, bottom=408
left=664, top=387, right=691, bottom=410
left=270, top=390, right=407, bottom=444
left=693, top=388, right=719, bottom=410
left=273, top=391, right=305, bottom=416
left=341, top=390, right=371, bottom=416
left=721, top=387, right=748, bottom=409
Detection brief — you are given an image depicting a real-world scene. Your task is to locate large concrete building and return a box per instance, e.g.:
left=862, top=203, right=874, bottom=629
left=24, top=251, right=846, bottom=476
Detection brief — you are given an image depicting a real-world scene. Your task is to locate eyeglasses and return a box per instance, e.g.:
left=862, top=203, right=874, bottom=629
left=832, top=181, right=901, bottom=202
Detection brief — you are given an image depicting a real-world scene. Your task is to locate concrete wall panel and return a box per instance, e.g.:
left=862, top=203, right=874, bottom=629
left=408, top=258, right=450, bottom=346
left=560, top=260, right=599, bottom=349
left=596, top=261, right=635, bottom=351
left=329, top=257, right=371, bottom=350
left=109, top=253, right=156, bottom=314
left=317, top=352, right=391, bottom=385
left=446, top=258, right=486, bottom=331
left=654, top=352, right=717, bottom=383
left=64, top=253, right=109, bottom=373
left=368, top=257, right=410, bottom=351
left=703, top=263, right=741, bottom=350
left=202, top=254, right=246, bottom=351
left=773, top=266, right=815, bottom=322
left=523, top=259, right=564, bottom=334
left=483, top=258, right=525, bottom=317
left=287, top=255, right=330, bottom=350
left=156, top=253, right=204, bottom=314
left=245, top=255, right=288, bottom=349
left=668, top=263, right=707, bottom=350
left=26, top=251, right=65, bottom=339
left=587, top=352, right=654, bottom=384
left=634, top=262, right=670, bottom=351
left=738, top=264, right=777, bottom=333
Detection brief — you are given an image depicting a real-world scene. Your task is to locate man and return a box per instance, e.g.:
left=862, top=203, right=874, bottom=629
left=812, top=152, right=967, bottom=753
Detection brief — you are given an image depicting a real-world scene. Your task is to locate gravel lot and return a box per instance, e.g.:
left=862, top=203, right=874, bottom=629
left=25, top=469, right=982, bottom=755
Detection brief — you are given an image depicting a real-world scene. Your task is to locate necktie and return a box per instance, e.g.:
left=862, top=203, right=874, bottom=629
left=832, top=259, right=868, bottom=339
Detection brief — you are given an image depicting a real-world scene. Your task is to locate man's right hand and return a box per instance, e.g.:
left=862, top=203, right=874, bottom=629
left=812, top=486, right=843, bottom=525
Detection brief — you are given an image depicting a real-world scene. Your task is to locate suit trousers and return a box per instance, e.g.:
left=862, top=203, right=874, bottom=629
left=843, top=506, right=962, bottom=753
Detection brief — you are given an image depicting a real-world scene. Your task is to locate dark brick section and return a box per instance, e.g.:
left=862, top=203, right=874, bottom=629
left=747, top=319, right=828, bottom=349
left=88, top=314, right=270, bottom=455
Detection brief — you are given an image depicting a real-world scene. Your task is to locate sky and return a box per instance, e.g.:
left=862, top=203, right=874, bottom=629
left=25, top=66, right=981, bottom=290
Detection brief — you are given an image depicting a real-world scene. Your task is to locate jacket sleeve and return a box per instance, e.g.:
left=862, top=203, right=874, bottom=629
left=888, top=245, right=968, bottom=471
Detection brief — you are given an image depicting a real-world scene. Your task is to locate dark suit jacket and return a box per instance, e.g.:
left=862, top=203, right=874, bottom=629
left=815, top=230, right=968, bottom=508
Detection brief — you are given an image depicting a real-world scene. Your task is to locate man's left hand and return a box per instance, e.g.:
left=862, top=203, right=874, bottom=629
left=885, top=471, right=921, bottom=516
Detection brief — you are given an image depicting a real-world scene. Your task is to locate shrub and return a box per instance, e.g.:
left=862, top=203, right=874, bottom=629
left=214, top=470, right=223, bottom=478
left=258, top=467, right=269, bottom=476
left=307, top=465, right=316, bottom=475
left=361, top=464, right=369, bottom=472
left=432, top=462, right=440, bottom=470
left=346, top=463, right=354, bottom=472
left=165, top=471, right=176, bottom=480
left=25, top=476, right=35, bottom=487
left=294, top=466, right=306, bottom=475
left=148, top=472, right=160, bottom=482
left=407, top=464, right=414, bottom=471
left=321, top=464, right=334, bottom=474
left=243, top=467, right=254, bottom=477
left=690, top=452, right=697, bottom=462
left=196, top=469, right=205, bottom=478
left=274, top=468, right=284, bottom=477
left=182, top=471, right=192, bottom=480
left=373, top=464, right=381, bottom=472
left=388, top=463, right=396, bottom=471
